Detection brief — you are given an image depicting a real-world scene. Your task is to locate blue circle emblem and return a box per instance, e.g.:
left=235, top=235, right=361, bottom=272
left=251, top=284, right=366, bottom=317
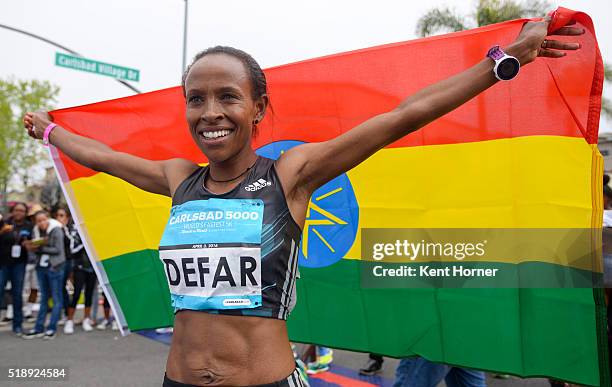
left=257, top=140, right=359, bottom=268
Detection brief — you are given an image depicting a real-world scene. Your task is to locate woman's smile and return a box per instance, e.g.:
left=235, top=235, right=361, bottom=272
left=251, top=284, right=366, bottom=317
left=197, top=126, right=236, bottom=145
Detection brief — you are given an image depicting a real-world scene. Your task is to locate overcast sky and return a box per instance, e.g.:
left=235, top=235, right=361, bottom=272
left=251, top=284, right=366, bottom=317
left=2, top=0, right=611, bottom=131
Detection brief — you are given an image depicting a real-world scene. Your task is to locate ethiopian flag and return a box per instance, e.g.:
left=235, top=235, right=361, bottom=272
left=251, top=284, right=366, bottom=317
left=50, top=8, right=606, bottom=386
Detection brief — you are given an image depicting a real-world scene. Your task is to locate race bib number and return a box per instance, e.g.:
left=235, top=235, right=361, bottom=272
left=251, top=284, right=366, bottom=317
left=159, top=199, right=264, bottom=310
left=39, top=254, right=50, bottom=268
left=11, top=245, right=22, bottom=258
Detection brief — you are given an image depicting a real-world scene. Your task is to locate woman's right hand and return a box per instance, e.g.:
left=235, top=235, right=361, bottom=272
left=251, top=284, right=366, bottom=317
left=23, top=110, right=197, bottom=197
left=24, top=240, right=38, bottom=252
left=23, top=111, right=53, bottom=140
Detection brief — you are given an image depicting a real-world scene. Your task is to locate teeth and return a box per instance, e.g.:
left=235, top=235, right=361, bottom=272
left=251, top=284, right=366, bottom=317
left=202, top=130, right=230, bottom=139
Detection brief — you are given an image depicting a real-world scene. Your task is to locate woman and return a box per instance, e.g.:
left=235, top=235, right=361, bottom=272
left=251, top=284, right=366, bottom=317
left=24, top=17, right=581, bottom=386
left=53, top=206, right=74, bottom=326
left=62, top=208, right=97, bottom=334
left=23, top=210, right=66, bottom=340
left=0, top=202, right=32, bottom=336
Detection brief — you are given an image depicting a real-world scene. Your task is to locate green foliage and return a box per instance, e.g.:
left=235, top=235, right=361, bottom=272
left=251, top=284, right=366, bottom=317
left=0, top=78, right=59, bottom=207
left=417, top=0, right=550, bottom=37
left=476, top=0, right=550, bottom=27
left=416, top=8, right=467, bottom=38
left=416, top=0, right=611, bottom=124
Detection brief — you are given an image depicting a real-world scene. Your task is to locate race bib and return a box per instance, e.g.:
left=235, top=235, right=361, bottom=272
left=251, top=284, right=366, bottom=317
left=39, top=254, right=50, bottom=268
left=159, top=198, right=264, bottom=310
left=11, top=245, right=22, bottom=258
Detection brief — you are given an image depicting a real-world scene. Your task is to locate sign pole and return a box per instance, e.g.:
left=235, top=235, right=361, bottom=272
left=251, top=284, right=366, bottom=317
left=0, top=23, right=141, bottom=94
left=182, top=0, right=189, bottom=74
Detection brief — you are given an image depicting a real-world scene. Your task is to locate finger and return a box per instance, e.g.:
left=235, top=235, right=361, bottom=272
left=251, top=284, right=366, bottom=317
left=542, top=40, right=581, bottom=50
left=538, top=49, right=566, bottom=58
left=552, top=26, right=585, bottom=36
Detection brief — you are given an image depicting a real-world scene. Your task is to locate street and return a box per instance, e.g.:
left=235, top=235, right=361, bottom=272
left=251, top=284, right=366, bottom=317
left=0, top=311, right=550, bottom=387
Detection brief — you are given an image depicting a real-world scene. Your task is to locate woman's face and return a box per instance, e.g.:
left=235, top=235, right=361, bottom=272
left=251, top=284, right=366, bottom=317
left=184, top=54, right=266, bottom=163
left=55, top=209, right=69, bottom=225
left=35, top=213, right=49, bottom=232
left=11, top=204, right=27, bottom=222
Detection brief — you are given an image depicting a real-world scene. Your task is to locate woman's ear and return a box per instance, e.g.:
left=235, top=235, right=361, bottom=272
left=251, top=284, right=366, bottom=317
left=254, top=94, right=269, bottom=123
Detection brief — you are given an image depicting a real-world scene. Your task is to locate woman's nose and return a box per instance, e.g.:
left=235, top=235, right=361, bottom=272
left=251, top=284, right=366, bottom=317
left=202, top=100, right=224, bottom=122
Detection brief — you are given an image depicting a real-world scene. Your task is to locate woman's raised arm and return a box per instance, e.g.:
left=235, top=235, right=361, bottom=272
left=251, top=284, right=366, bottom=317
left=24, top=112, right=197, bottom=197
left=276, top=17, right=584, bottom=199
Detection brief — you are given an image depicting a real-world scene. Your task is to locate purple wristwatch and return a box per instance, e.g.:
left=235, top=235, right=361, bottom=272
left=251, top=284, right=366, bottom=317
left=487, top=45, right=520, bottom=81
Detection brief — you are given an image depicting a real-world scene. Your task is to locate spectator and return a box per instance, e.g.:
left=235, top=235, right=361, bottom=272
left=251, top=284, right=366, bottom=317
left=53, top=206, right=74, bottom=324
left=0, top=202, right=33, bottom=336
left=96, top=294, right=118, bottom=331
left=64, top=218, right=96, bottom=334
left=23, top=204, right=44, bottom=321
left=300, top=345, right=334, bottom=374
left=23, top=210, right=66, bottom=340
left=360, top=354, right=384, bottom=376
left=393, top=357, right=486, bottom=387
left=22, top=246, right=39, bottom=322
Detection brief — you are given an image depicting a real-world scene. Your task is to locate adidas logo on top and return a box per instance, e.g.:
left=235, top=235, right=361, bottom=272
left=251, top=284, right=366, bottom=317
left=245, top=178, right=272, bottom=192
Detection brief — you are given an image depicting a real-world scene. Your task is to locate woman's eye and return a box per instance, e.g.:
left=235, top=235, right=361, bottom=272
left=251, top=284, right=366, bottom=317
left=220, top=94, right=237, bottom=101
left=188, top=96, right=203, bottom=104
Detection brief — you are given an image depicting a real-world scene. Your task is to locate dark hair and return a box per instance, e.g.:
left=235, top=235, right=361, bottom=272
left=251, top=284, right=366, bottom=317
left=605, top=185, right=612, bottom=200
left=33, top=210, right=49, bottom=220
left=10, top=202, right=28, bottom=213
left=51, top=205, right=71, bottom=219
left=181, top=46, right=268, bottom=103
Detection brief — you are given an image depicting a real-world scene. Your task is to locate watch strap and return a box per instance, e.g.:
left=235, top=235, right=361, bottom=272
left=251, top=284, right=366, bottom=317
left=487, top=45, right=505, bottom=61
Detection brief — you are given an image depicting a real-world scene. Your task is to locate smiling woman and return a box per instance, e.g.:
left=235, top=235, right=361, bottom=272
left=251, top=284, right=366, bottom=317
left=182, top=48, right=267, bottom=178
left=23, top=14, right=583, bottom=386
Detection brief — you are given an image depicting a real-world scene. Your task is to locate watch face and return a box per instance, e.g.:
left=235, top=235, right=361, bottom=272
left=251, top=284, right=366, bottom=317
left=497, top=58, right=520, bottom=80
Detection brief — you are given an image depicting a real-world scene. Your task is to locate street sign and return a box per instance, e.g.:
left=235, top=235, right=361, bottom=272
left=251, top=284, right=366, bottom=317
left=55, top=53, right=140, bottom=82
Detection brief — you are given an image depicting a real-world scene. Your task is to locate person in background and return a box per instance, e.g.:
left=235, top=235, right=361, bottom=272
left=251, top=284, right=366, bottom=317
left=22, top=210, right=66, bottom=340
left=300, top=345, right=334, bottom=375
left=63, top=214, right=96, bottom=334
left=22, top=246, right=39, bottom=322
left=360, top=354, right=384, bottom=376
left=0, top=202, right=33, bottom=336
left=23, top=204, right=43, bottom=321
left=393, top=357, right=486, bottom=387
left=53, top=206, right=74, bottom=325
left=96, top=293, right=118, bottom=330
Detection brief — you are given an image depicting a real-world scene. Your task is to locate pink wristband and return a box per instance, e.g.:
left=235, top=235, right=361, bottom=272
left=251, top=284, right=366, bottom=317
left=42, top=123, right=57, bottom=146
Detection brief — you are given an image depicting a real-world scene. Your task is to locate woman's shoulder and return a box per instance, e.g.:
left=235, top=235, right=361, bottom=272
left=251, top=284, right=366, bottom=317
left=164, top=158, right=201, bottom=197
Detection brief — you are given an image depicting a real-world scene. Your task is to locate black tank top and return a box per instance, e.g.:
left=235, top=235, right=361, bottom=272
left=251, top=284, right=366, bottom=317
left=159, top=156, right=302, bottom=320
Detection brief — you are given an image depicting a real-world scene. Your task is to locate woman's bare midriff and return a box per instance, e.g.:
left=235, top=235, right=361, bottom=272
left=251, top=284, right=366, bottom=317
left=165, top=310, right=296, bottom=386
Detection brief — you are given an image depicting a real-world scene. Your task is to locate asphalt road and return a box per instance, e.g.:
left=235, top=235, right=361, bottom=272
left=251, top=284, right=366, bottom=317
left=0, top=312, right=550, bottom=387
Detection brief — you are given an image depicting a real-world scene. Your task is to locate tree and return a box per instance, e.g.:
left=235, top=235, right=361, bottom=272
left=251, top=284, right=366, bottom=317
left=416, top=0, right=550, bottom=37
left=417, top=0, right=611, bottom=123
left=0, top=78, right=59, bottom=212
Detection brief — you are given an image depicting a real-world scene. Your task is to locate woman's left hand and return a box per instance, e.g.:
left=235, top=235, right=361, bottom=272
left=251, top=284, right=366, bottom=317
left=507, top=15, right=585, bottom=65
